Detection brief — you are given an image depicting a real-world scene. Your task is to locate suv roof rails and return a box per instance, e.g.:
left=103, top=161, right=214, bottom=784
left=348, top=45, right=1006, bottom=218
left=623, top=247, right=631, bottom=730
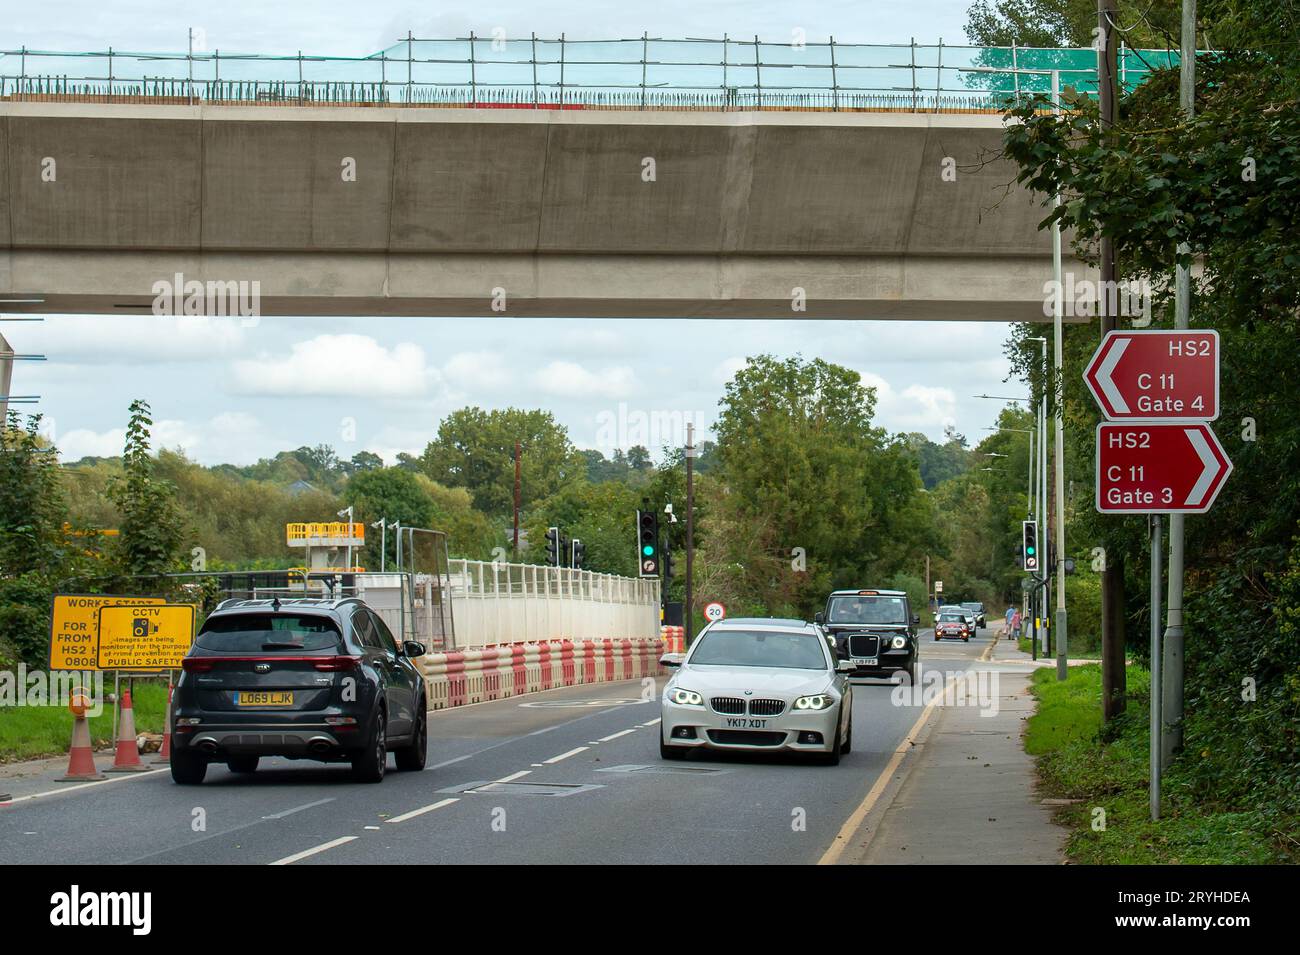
left=211, top=595, right=364, bottom=612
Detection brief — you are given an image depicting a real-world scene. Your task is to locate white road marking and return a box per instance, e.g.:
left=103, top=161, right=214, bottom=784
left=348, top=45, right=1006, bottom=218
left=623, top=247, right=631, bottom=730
left=496, top=770, right=532, bottom=783
left=269, top=835, right=357, bottom=865
left=598, top=729, right=636, bottom=742
left=4, top=767, right=158, bottom=804
left=262, top=798, right=334, bottom=820
left=543, top=746, right=588, bottom=764
left=640, top=718, right=662, bottom=727
left=386, top=797, right=459, bottom=824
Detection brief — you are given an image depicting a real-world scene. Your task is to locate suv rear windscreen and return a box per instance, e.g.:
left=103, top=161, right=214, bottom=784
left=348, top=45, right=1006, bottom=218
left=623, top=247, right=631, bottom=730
left=196, top=614, right=342, bottom=653
left=827, top=594, right=908, bottom=625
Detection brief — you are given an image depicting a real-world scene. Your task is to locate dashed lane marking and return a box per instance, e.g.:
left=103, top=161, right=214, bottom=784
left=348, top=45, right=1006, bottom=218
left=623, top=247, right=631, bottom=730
left=639, top=718, right=661, bottom=727
left=598, top=729, right=637, bottom=742
left=496, top=770, right=532, bottom=783
left=269, top=835, right=358, bottom=865
left=385, top=797, right=459, bottom=825
left=261, top=798, right=334, bottom=821
left=543, top=746, right=588, bottom=764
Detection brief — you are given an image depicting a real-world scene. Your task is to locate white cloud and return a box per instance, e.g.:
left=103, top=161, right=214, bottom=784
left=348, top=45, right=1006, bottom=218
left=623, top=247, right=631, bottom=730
left=534, top=361, right=636, bottom=399
left=442, top=350, right=512, bottom=391
left=22, top=315, right=249, bottom=363
left=712, top=356, right=748, bottom=384
left=858, top=371, right=958, bottom=432
left=58, top=419, right=197, bottom=460
left=229, top=334, right=435, bottom=397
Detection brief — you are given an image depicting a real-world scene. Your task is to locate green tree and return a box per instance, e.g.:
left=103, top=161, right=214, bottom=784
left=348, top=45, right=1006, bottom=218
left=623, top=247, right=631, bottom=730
left=998, top=1, right=1300, bottom=853
left=420, top=407, right=586, bottom=517
left=105, top=400, right=188, bottom=580
left=0, top=414, right=75, bottom=666
left=708, top=355, right=935, bottom=618
left=344, top=467, right=435, bottom=569
left=965, top=0, right=1180, bottom=46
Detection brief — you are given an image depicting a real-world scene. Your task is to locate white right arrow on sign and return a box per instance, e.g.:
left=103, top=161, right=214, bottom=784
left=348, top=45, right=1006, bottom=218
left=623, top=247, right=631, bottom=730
left=1184, top=427, right=1219, bottom=507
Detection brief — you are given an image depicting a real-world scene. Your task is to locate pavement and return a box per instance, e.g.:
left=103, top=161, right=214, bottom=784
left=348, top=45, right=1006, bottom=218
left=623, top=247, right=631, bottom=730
left=835, top=629, right=1066, bottom=864
left=0, top=627, right=1067, bottom=865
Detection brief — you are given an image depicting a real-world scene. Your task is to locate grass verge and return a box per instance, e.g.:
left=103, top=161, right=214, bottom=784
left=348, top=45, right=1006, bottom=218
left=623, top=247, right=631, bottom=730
left=1026, top=664, right=1288, bottom=864
left=0, top=680, right=167, bottom=763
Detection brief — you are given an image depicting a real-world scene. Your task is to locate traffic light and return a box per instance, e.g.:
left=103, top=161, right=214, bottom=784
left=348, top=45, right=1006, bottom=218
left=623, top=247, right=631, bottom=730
left=1022, top=520, right=1040, bottom=573
left=545, top=526, right=560, bottom=567
left=572, top=538, right=586, bottom=570
left=663, top=547, right=675, bottom=580
left=1014, top=543, right=1025, bottom=569
left=636, top=509, right=660, bottom=577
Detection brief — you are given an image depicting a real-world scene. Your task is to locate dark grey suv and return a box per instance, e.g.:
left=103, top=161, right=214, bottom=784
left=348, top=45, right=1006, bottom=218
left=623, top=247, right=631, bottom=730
left=170, top=597, right=427, bottom=785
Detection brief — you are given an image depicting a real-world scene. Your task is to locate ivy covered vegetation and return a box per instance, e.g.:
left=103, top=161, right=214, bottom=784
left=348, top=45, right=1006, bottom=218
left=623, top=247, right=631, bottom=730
left=996, top=0, right=1299, bottom=859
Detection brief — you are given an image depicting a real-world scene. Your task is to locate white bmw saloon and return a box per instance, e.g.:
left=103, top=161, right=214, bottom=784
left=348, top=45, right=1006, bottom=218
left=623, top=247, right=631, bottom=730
left=659, top=619, right=853, bottom=765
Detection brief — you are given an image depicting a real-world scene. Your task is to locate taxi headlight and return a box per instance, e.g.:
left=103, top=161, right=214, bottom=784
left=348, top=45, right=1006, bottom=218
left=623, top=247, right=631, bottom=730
left=793, top=694, right=834, bottom=711
left=669, top=687, right=704, bottom=706
left=892, top=635, right=908, bottom=649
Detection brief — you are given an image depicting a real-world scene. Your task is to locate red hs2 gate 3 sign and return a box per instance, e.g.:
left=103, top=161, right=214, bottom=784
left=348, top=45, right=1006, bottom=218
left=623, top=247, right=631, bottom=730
left=1084, top=330, right=1219, bottom=421
left=1096, top=423, right=1233, bottom=514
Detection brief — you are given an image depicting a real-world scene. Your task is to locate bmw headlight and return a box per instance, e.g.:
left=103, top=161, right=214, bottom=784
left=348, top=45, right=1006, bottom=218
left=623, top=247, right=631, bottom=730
left=891, top=635, right=908, bottom=649
left=793, top=694, right=835, bottom=711
left=669, top=687, right=704, bottom=706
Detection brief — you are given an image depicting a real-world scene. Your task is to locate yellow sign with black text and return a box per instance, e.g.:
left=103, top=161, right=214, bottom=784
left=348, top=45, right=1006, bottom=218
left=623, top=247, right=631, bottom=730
left=96, top=604, right=196, bottom=671
left=48, top=595, right=166, bottom=671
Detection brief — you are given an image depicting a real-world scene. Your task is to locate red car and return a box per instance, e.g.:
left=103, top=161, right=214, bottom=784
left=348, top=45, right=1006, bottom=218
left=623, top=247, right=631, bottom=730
left=934, top=611, right=971, bottom=642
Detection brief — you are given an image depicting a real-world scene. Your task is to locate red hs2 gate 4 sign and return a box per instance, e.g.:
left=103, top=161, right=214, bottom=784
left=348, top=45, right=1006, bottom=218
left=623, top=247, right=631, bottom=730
left=1084, top=330, right=1219, bottom=421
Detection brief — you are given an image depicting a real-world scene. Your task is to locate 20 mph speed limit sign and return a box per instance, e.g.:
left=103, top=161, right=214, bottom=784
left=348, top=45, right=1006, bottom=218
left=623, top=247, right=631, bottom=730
left=703, top=602, right=726, bottom=623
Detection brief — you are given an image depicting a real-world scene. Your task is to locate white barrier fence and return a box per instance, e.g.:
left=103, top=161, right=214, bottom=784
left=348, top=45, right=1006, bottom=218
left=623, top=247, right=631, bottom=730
left=446, top=559, right=660, bottom=649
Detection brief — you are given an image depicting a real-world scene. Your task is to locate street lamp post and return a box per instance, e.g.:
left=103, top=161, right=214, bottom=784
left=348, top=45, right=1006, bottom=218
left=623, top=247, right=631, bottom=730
left=371, top=518, right=387, bottom=572
left=337, top=506, right=354, bottom=572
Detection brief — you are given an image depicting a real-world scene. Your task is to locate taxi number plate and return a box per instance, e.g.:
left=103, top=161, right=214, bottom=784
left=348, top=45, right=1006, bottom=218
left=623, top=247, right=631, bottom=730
left=725, top=717, right=767, bottom=728
left=236, top=691, right=294, bottom=706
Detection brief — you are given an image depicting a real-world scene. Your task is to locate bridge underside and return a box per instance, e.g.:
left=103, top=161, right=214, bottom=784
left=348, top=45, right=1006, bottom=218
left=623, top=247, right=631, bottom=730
left=2, top=251, right=1088, bottom=320
left=0, top=104, right=1087, bottom=321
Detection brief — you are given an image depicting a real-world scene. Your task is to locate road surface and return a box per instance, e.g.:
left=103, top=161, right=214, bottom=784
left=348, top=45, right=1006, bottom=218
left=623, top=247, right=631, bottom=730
left=0, top=628, right=1007, bottom=865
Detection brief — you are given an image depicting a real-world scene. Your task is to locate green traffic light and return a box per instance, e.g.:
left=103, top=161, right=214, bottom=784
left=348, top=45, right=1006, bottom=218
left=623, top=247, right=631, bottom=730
left=642, top=544, right=654, bottom=556
left=1026, top=546, right=1036, bottom=555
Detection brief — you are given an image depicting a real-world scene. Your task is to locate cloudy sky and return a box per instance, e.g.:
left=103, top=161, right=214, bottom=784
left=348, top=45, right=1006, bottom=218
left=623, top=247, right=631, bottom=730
left=5, top=1, right=1024, bottom=467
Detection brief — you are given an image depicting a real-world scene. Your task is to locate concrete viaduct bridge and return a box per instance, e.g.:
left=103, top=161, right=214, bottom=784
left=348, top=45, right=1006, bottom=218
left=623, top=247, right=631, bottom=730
left=0, top=39, right=1134, bottom=322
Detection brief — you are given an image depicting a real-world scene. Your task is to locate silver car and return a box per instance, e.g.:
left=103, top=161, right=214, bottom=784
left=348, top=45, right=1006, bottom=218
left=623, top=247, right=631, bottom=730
left=659, top=620, right=853, bottom=765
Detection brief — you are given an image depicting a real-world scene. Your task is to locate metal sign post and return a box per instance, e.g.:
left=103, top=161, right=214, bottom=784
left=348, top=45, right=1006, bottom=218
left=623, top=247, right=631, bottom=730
left=1149, top=514, right=1163, bottom=821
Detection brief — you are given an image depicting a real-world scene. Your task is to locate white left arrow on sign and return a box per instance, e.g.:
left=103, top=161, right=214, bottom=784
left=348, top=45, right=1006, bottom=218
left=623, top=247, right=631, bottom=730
left=1096, top=337, right=1130, bottom=414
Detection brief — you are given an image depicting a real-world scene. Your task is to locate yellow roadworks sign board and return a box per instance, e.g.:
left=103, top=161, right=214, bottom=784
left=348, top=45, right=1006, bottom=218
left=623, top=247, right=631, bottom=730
left=97, top=605, right=196, bottom=671
left=49, top=595, right=166, bottom=670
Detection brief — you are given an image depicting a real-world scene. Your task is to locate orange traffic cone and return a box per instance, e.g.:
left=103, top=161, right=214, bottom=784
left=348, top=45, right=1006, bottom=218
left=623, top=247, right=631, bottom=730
left=105, top=690, right=151, bottom=773
left=57, top=692, right=105, bottom=782
left=153, top=683, right=173, bottom=764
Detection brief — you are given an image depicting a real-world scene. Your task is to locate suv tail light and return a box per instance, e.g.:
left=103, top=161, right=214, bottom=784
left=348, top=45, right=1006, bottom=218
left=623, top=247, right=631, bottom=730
left=312, top=656, right=361, bottom=672
left=182, top=658, right=214, bottom=673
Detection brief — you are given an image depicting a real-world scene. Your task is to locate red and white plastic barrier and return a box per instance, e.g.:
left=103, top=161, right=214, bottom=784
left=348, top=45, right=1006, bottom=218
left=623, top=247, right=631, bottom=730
left=419, top=638, right=663, bottom=711
left=660, top=625, right=686, bottom=654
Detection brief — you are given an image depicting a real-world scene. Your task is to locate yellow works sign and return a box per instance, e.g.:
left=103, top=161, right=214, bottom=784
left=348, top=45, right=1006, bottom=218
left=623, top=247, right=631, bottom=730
left=97, top=605, right=196, bottom=671
left=49, top=595, right=166, bottom=670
